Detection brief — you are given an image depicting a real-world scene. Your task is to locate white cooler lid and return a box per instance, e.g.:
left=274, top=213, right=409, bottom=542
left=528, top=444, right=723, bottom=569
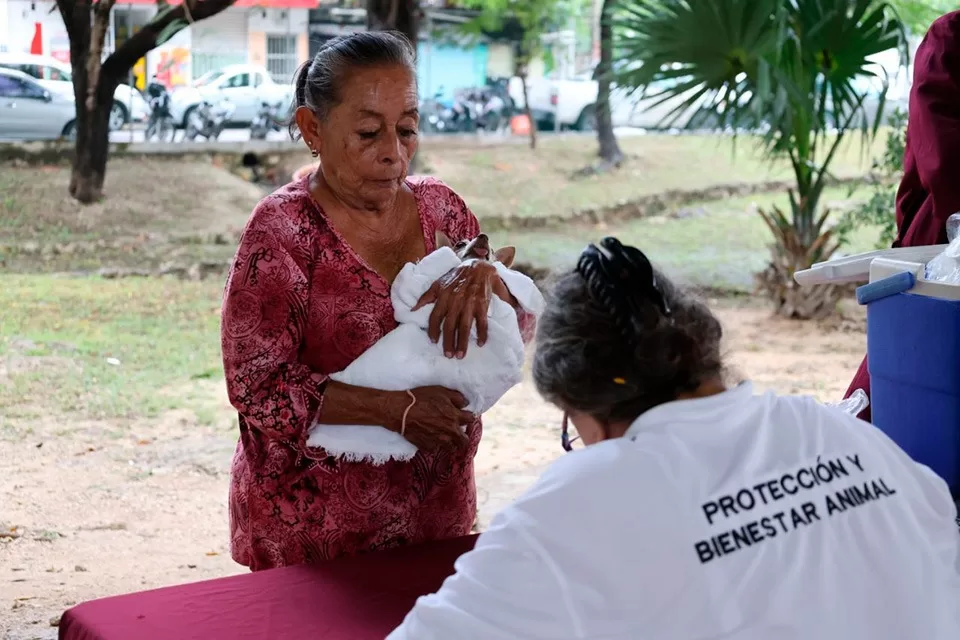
left=794, top=245, right=947, bottom=286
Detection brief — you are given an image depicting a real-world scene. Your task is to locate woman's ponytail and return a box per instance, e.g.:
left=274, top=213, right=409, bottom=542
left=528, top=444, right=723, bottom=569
left=288, top=60, right=312, bottom=140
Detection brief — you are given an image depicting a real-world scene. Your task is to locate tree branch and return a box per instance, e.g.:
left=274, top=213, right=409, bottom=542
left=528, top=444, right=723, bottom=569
left=101, top=0, right=237, bottom=81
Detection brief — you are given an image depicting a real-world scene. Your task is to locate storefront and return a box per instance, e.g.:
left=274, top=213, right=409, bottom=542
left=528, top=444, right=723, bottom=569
left=2, top=0, right=314, bottom=88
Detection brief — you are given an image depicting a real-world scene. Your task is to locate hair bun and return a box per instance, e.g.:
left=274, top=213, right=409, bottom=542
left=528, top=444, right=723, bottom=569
left=576, top=237, right=671, bottom=345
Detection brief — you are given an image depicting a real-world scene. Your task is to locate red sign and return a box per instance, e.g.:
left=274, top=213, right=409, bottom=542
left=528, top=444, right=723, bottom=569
left=114, top=0, right=320, bottom=7
left=30, top=23, right=43, bottom=55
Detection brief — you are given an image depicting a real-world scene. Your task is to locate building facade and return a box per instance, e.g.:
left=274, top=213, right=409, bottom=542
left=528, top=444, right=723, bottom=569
left=1, top=0, right=312, bottom=87
left=0, top=0, right=532, bottom=97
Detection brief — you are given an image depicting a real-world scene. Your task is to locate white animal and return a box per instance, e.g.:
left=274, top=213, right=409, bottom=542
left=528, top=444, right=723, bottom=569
left=306, top=232, right=544, bottom=464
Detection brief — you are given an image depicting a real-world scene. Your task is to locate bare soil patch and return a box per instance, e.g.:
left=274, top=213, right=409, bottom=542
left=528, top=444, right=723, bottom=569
left=0, top=303, right=867, bottom=640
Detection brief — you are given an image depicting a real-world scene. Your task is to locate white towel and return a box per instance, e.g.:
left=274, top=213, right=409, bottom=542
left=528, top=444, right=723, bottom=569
left=306, top=247, right=545, bottom=464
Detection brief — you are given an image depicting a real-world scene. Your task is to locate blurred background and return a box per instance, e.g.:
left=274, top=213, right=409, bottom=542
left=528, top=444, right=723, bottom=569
left=0, top=1, right=952, bottom=638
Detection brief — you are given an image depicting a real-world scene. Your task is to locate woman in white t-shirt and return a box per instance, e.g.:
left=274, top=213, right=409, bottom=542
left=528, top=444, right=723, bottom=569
left=388, top=237, right=960, bottom=640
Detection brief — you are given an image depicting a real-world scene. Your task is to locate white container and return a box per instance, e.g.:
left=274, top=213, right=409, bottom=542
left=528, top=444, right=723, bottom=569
left=793, top=245, right=948, bottom=287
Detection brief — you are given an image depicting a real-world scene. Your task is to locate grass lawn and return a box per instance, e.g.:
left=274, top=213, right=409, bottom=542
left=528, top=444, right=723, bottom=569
left=0, top=276, right=224, bottom=432
left=0, top=132, right=880, bottom=252
left=0, top=187, right=884, bottom=424
left=0, top=159, right=265, bottom=245
left=424, top=131, right=881, bottom=220
left=0, top=132, right=888, bottom=423
left=491, top=186, right=885, bottom=291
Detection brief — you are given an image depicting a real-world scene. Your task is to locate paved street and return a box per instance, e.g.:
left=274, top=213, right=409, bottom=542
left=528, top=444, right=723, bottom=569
left=107, top=125, right=650, bottom=145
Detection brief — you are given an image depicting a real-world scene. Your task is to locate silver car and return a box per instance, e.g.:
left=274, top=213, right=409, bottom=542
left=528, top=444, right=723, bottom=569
left=0, top=67, right=76, bottom=141
left=0, top=52, right=150, bottom=131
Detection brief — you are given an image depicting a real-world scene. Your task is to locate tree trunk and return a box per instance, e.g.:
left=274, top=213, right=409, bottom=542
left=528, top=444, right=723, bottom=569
left=366, top=0, right=422, bottom=172
left=754, top=204, right=845, bottom=319
left=57, top=0, right=236, bottom=203
left=595, top=0, right=622, bottom=167
left=366, top=0, right=420, bottom=51
left=71, top=76, right=120, bottom=203
left=67, top=0, right=120, bottom=203
left=520, top=72, right=537, bottom=150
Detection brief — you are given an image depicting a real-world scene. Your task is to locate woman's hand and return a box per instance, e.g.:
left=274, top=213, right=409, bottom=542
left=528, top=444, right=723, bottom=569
left=391, top=386, right=474, bottom=451
left=413, top=261, right=517, bottom=359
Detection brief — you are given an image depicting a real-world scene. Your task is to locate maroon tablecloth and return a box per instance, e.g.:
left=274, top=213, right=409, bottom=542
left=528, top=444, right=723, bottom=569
left=58, top=534, right=478, bottom=640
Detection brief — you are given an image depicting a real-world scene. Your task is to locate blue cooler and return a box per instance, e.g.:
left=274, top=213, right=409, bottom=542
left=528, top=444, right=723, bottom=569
left=860, top=261, right=960, bottom=495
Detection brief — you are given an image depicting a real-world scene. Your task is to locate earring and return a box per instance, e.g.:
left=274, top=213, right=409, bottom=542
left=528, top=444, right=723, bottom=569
left=311, top=149, right=319, bottom=158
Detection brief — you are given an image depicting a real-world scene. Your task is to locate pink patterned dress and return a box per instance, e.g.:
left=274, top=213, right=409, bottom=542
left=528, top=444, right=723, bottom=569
left=221, top=175, right=534, bottom=570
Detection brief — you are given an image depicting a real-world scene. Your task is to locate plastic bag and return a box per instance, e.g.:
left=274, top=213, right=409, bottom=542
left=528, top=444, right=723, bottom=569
left=926, top=213, right=960, bottom=284
left=948, top=213, right=960, bottom=243
left=827, top=389, right=869, bottom=416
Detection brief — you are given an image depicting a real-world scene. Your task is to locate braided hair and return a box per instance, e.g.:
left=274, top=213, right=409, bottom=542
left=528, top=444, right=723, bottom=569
left=533, top=237, right=724, bottom=424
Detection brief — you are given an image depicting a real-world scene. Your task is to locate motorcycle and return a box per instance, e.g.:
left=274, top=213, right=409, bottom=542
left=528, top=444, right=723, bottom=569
left=250, top=100, right=285, bottom=140
left=420, top=89, right=452, bottom=133
left=144, top=82, right=175, bottom=142
left=184, top=99, right=235, bottom=141
left=423, top=89, right=480, bottom=134
left=477, top=78, right=515, bottom=133
left=420, top=82, right=515, bottom=135
left=476, top=89, right=507, bottom=133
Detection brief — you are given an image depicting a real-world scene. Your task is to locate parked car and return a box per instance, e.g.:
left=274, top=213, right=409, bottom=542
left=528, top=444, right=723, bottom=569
left=508, top=72, right=600, bottom=131
left=0, top=67, right=75, bottom=140
left=169, top=65, right=294, bottom=127
left=0, top=52, right=150, bottom=131
left=507, top=69, right=655, bottom=131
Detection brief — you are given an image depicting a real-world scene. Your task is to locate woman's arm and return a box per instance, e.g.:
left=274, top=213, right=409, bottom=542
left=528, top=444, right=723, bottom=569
left=223, top=200, right=473, bottom=450
left=421, top=179, right=539, bottom=352
left=222, top=202, right=403, bottom=445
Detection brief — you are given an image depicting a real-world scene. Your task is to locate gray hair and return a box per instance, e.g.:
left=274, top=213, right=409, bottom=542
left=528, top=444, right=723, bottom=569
left=532, top=264, right=724, bottom=424
left=289, top=31, right=417, bottom=138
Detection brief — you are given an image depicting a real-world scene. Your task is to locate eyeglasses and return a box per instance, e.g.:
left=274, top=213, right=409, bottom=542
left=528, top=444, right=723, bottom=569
left=561, top=413, right=581, bottom=452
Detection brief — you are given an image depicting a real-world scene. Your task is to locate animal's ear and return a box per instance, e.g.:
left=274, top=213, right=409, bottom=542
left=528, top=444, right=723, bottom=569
left=435, top=230, right=453, bottom=249
left=494, top=246, right=516, bottom=268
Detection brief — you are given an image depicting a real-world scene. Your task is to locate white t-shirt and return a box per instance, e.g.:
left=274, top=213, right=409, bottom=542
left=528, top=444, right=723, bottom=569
left=387, top=383, right=960, bottom=640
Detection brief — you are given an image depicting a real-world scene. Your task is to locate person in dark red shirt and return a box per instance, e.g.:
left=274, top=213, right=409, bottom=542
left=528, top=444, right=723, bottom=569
left=222, top=32, right=535, bottom=570
left=845, top=11, right=960, bottom=421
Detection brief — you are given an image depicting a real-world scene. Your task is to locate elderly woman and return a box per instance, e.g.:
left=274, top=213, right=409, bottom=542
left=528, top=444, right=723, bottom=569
left=220, top=31, right=533, bottom=570
left=844, top=10, right=960, bottom=421
left=389, top=238, right=960, bottom=639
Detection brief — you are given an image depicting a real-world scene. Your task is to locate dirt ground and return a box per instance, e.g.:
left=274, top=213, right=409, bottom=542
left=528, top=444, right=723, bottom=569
left=0, top=303, right=867, bottom=640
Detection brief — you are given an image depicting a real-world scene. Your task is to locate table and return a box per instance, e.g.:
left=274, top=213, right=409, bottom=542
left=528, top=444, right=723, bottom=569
left=58, top=534, right=478, bottom=640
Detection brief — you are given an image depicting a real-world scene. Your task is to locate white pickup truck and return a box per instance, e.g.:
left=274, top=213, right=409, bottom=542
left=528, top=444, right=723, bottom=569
left=508, top=72, right=604, bottom=130
left=169, top=64, right=294, bottom=127
left=509, top=71, right=706, bottom=131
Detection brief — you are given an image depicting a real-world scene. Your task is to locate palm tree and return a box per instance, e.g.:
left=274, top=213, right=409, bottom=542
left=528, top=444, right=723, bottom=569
left=615, top=0, right=908, bottom=319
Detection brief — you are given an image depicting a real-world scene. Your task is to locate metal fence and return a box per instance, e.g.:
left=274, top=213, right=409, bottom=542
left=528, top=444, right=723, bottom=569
left=266, top=35, right=298, bottom=85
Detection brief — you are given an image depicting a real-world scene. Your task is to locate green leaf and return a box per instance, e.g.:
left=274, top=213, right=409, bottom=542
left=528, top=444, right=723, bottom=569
left=614, top=0, right=908, bottom=239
